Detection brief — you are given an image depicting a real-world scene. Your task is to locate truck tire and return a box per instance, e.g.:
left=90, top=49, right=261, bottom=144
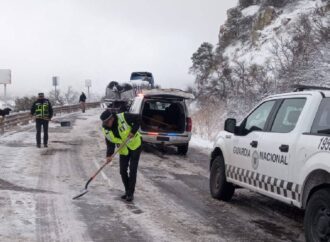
left=209, top=156, right=235, bottom=201
left=177, top=143, right=189, bottom=155
left=304, top=188, right=330, bottom=242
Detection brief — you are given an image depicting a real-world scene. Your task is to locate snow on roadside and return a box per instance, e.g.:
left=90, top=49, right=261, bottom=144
left=190, top=134, right=214, bottom=150
left=0, top=124, right=42, bottom=241
left=0, top=110, right=98, bottom=242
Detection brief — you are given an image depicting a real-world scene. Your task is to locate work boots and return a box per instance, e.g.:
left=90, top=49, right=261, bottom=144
left=126, top=195, right=134, bottom=202
left=120, top=193, right=134, bottom=202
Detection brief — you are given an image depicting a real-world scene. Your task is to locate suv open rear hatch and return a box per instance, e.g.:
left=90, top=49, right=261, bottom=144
left=142, top=89, right=194, bottom=100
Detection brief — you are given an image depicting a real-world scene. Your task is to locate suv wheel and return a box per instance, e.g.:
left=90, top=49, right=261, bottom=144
left=209, top=156, right=235, bottom=201
left=304, top=188, right=330, bottom=242
left=177, top=143, right=189, bottom=155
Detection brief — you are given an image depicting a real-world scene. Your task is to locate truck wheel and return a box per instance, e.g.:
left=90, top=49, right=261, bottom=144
left=177, top=143, right=189, bottom=155
left=209, top=156, right=235, bottom=201
left=304, top=188, right=330, bottom=242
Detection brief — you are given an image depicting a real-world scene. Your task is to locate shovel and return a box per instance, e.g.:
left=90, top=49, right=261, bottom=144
left=72, top=139, right=129, bottom=200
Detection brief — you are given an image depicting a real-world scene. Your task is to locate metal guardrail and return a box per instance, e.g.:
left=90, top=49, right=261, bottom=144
left=0, top=102, right=100, bottom=134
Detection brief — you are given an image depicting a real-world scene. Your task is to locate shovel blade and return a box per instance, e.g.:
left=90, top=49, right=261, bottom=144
left=72, top=189, right=88, bottom=200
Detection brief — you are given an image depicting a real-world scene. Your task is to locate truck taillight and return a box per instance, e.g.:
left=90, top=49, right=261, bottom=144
left=186, top=117, right=192, bottom=132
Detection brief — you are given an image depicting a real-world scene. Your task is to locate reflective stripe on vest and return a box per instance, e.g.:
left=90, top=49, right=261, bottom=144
left=35, top=102, right=50, bottom=118
left=102, top=113, right=141, bottom=155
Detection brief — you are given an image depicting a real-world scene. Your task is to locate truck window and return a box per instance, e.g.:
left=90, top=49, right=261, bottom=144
left=271, top=98, right=306, bottom=133
left=311, top=98, right=330, bottom=135
left=244, top=100, right=276, bottom=132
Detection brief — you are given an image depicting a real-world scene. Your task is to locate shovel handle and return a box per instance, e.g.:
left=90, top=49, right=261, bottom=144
left=84, top=138, right=130, bottom=190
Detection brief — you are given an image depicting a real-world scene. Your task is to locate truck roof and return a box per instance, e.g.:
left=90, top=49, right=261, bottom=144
left=265, top=85, right=330, bottom=99
left=265, top=90, right=330, bottom=100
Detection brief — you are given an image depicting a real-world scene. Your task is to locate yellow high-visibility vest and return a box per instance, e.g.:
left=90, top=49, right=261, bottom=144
left=102, top=113, right=141, bottom=155
left=35, top=102, right=50, bottom=118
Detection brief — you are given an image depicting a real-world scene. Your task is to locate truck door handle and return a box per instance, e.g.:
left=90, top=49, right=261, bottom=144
left=279, top=144, right=289, bottom=152
left=250, top=141, right=258, bottom=148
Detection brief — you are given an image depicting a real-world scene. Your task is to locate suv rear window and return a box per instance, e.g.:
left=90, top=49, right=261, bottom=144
left=311, top=98, right=330, bottom=135
left=147, top=101, right=171, bottom=111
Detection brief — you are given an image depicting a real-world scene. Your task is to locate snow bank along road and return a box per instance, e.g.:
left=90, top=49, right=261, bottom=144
left=0, top=109, right=305, bottom=242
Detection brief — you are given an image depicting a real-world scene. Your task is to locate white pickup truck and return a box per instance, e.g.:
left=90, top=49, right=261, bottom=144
left=209, top=86, right=330, bottom=242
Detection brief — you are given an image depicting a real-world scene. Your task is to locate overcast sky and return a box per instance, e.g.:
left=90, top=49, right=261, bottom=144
left=0, top=0, right=237, bottom=97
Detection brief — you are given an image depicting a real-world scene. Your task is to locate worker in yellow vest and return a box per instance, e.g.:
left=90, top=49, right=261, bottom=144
left=30, top=93, right=53, bottom=148
left=100, top=110, right=142, bottom=202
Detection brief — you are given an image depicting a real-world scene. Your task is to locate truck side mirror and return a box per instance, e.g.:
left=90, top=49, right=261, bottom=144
left=224, top=118, right=236, bottom=134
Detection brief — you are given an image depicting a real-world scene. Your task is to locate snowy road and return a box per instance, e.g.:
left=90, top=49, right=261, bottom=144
left=0, top=109, right=305, bottom=242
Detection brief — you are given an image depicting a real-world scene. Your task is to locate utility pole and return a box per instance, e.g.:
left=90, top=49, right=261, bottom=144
left=85, top=79, right=92, bottom=99
left=52, top=76, right=59, bottom=104
left=4, top=84, right=6, bottom=106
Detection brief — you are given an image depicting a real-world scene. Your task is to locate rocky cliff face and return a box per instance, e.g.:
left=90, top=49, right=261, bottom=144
left=218, top=0, right=329, bottom=69
left=190, top=0, right=329, bottom=135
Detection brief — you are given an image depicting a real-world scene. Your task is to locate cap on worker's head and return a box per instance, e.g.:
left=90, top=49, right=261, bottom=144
left=38, top=93, right=44, bottom=98
left=100, top=109, right=115, bottom=122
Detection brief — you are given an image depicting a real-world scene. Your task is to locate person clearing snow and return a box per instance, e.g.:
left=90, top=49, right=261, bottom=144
left=100, top=109, right=142, bottom=202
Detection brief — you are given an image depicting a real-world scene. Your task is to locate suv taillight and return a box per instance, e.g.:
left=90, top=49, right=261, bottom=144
left=186, top=117, right=192, bottom=132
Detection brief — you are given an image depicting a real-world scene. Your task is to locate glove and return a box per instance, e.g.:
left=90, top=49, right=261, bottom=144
left=128, top=133, right=134, bottom=138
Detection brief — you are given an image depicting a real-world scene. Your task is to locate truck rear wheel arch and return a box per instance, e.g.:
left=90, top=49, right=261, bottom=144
left=302, top=170, right=330, bottom=209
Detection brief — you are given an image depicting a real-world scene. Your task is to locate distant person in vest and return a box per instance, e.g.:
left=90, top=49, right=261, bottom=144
left=100, top=110, right=142, bottom=202
left=30, top=93, right=53, bottom=148
left=79, top=92, right=87, bottom=113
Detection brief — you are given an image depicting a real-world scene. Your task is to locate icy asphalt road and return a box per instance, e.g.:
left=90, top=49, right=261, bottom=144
left=0, top=109, right=305, bottom=242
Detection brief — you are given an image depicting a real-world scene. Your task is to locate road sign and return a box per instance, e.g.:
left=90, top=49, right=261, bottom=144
left=52, top=76, right=59, bottom=86
left=0, top=69, right=11, bottom=84
left=85, top=80, right=92, bottom=99
left=85, top=79, right=92, bottom=87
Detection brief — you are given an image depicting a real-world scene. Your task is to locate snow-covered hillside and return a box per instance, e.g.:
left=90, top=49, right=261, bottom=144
left=224, top=0, right=327, bottom=64
left=220, top=0, right=329, bottom=85
left=190, top=0, right=330, bottom=141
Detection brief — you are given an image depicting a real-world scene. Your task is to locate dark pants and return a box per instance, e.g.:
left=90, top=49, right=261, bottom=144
left=36, top=119, right=49, bottom=145
left=119, top=146, right=142, bottom=197
left=80, top=102, right=86, bottom=113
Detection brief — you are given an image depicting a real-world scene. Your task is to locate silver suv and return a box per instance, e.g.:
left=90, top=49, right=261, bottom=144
left=129, top=89, right=193, bottom=155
